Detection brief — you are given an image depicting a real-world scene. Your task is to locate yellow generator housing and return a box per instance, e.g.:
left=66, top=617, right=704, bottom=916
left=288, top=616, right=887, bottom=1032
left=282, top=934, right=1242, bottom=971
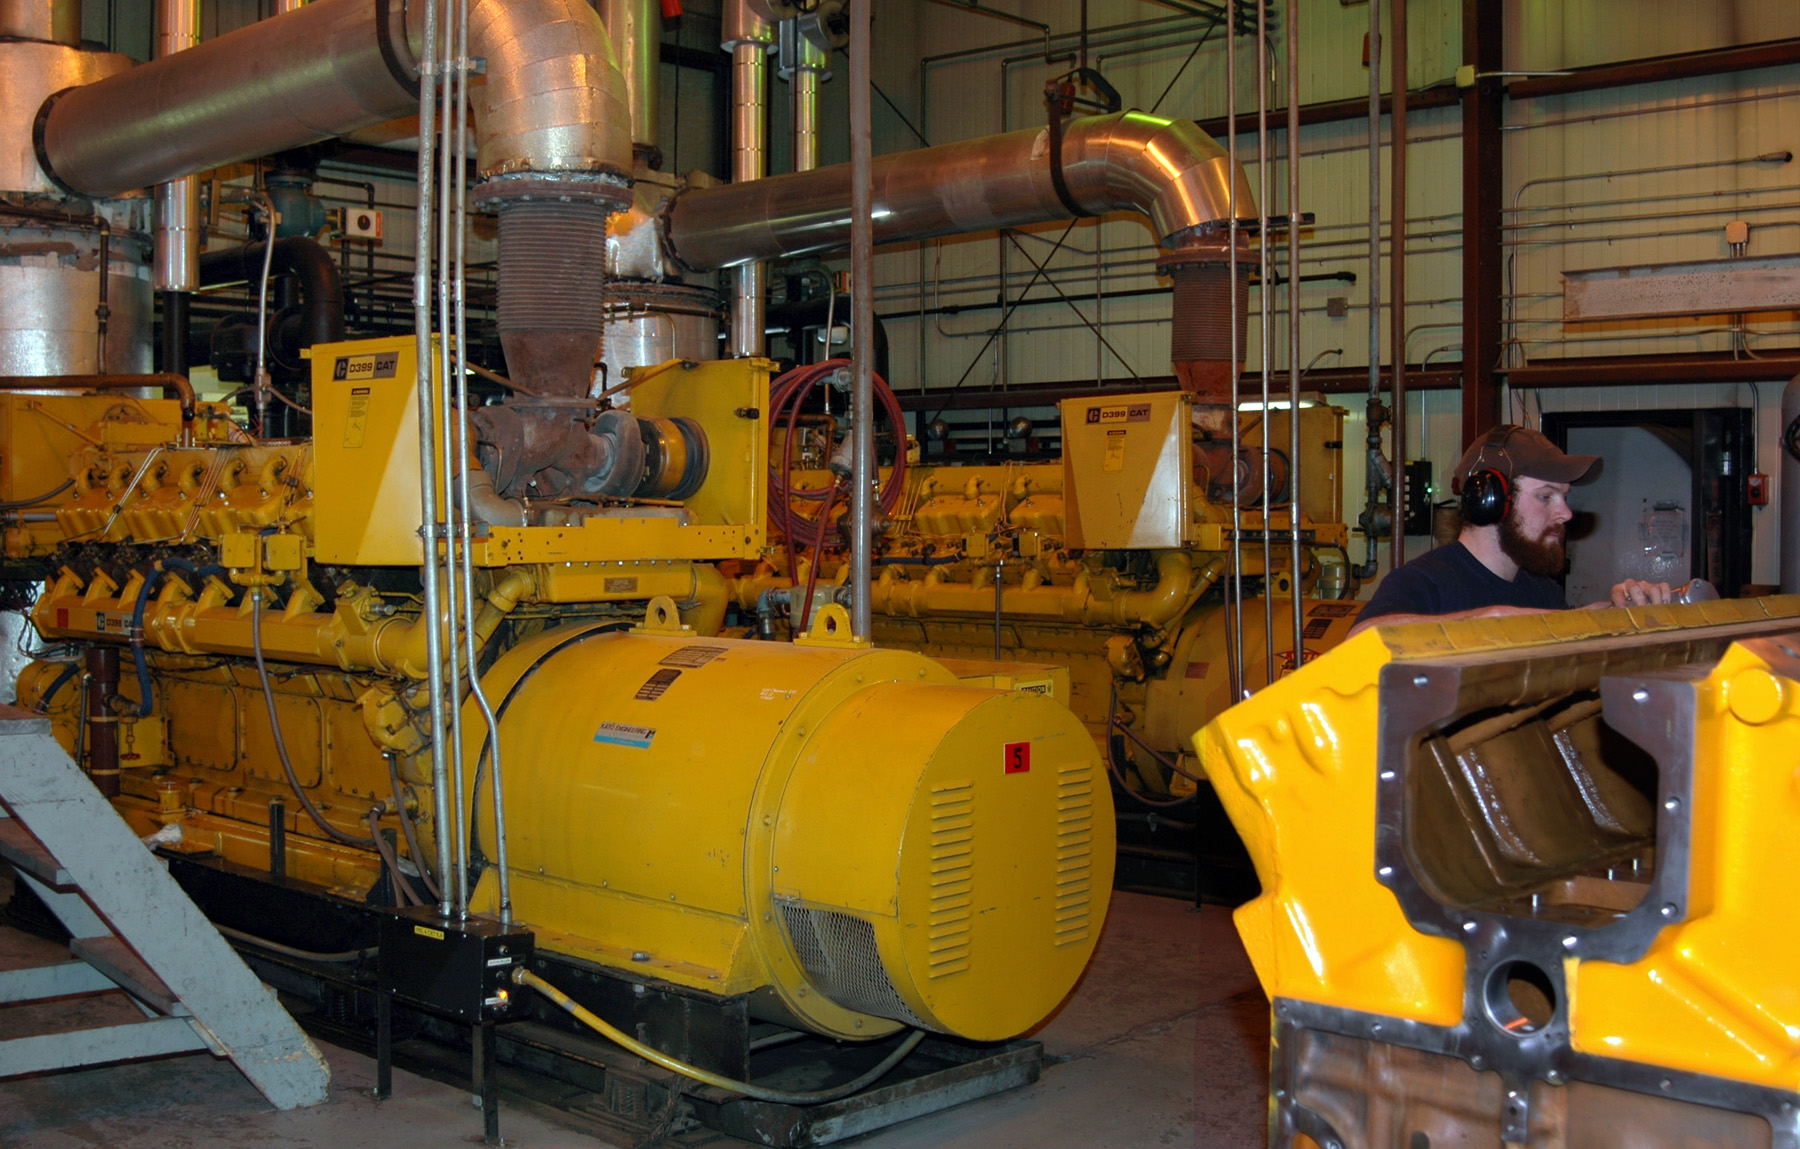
left=476, top=622, right=1111, bottom=1041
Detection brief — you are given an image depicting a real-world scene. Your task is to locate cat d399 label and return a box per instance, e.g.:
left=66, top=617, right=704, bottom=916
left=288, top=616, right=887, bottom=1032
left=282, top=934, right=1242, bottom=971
left=331, top=351, right=400, bottom=381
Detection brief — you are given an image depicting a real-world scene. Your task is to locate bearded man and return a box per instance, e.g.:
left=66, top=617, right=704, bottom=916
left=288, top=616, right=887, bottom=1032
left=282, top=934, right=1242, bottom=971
left=1348, top=425, right=1671, bottom=635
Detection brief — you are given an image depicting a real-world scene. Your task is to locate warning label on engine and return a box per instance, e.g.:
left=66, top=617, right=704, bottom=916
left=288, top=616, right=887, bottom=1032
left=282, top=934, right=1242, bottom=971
left=634, top=668, right=681, bottom=701
left=594, top=721, right=656, bottom=749
left=660, top=644, right=728, bottom=668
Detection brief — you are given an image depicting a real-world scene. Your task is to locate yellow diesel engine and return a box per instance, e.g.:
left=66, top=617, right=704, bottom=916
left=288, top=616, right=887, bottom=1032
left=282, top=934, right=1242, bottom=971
left=0, top=344, right=1114, bottom=1105
left=733, top=378, right=1363, bottom=898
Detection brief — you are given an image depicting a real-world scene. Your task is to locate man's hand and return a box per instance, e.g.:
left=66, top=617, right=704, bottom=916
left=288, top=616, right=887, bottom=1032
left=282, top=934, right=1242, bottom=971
left=1599, top=579, right=1673, bottom=608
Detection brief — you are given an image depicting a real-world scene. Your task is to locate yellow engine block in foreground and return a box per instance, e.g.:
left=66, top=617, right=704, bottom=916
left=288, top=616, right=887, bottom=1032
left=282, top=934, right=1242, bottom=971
left=1199, top=599, right=1800, bottom=1147
left=471, top=620, right=1114, bottom=1042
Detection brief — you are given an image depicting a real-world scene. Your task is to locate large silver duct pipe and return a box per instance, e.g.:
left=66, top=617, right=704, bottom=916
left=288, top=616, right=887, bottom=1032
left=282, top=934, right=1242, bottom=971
left=667, top=111, right=1252, bottom=270
left=723, top=0, right=772, bottom=358
left=152, top=0, right=199, bottom=296
left=779, top=17, right=829, bottom=174
left=0, top=0, right=78, bottom=44
left=602, top=0, right=661, bottom=165
left=33, top=0, right=630, bottom=202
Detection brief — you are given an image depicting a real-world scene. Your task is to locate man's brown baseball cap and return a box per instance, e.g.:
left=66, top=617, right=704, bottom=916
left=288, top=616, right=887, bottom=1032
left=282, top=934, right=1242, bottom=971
left=1451, top=425, right=1602, bottom=491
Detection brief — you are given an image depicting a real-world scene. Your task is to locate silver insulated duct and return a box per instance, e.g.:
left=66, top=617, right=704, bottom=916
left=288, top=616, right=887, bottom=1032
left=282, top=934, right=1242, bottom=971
left=32, top=0, right=631, bottom=404
left=665, top=111, right=1252, bottom=269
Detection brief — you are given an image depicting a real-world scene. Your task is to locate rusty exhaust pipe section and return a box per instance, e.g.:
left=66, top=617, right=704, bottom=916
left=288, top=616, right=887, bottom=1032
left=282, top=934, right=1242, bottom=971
left=83, top=645, right=118, bottom=797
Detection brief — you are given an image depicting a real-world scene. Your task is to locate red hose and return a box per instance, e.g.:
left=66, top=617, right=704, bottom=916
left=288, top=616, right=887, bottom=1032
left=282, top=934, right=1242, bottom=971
left=765, top=359, right=908, bottom=594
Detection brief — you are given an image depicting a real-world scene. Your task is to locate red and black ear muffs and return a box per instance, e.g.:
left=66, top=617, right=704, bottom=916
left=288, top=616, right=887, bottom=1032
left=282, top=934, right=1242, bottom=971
left=1458, top=425, right=1522, bottom=528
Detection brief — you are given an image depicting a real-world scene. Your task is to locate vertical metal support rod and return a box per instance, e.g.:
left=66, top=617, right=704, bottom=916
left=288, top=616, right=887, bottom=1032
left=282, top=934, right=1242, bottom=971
left=1366, top=0, right=1384, bottom=573
left=1225, top=4, right=1245, bottom=702
left=1256, top=0, right=1273, bottom=687
left=1389, top=0, right=1408, bottom=572
left=1286, top=0, right=1304, bottom=666
left=410, top=0, right=454, bottom=920
left=374, top=991, right=392, bottom=1099
left=450, top=0, right=508, bottom=928
left=268, top=797, right=286, bottom=878
left=848, top=0, right=874, bottom=640
left=434, top=0, right=471, bottom=919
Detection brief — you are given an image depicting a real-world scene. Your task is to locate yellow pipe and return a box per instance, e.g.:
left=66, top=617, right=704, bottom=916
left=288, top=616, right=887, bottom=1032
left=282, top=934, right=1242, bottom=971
left=728, top=552, right=1221, bottom=628
left=364, top=567, right=536, bottom=678
left=34, top=565, right=537, bottom=679
left=679, top=561, right=729, bottom=635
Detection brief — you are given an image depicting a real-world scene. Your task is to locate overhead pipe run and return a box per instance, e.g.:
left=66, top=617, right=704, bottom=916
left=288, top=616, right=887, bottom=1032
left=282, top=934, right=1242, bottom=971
left=668, top=109, right=1256, bottom=414
left=722, top=0, right=773, bottom=358
left=667, top=112, right=1252, bottom=270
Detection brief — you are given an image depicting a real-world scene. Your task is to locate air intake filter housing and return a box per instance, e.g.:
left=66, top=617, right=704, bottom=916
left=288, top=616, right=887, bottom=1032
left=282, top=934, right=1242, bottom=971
left=471, top=625, right=1114, bottom=1042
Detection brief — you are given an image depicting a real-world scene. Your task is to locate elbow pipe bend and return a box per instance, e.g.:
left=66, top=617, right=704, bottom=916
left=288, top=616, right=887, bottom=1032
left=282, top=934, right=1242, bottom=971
left=680, top=563, right=729, bottom=636
left=1058, top=113, right=1254, bottom=244
left=370, top=567, right=535, bottom=678
left=1083, top=551, right=1204, bottom=629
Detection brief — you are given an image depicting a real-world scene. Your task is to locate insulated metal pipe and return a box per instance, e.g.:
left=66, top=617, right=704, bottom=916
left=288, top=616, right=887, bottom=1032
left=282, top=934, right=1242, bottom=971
left=848, top=0, right=872, bottom=639
left=667, top=112, right=1254, bottom=271
left=0, top=0, right=78, bottom=43
left=603, top=0, right=661, bottom=163
left=724, top=0, right=772, bottom=358
left=781, top=17, right=828, bottom=173
left=152, top=0, right=198, bottom=295
left=35, top=0, right=631, bottom=199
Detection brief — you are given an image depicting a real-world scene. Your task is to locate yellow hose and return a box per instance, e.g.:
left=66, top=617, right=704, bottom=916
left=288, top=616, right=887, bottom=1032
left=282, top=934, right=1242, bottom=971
left=512, top=966, right=925, bottom=1105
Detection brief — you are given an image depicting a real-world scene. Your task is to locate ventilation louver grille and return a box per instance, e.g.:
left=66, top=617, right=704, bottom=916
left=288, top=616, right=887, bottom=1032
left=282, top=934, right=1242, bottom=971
left=926, top=780, right=975, bottom=979
left=1054, top=761, right=1095, bottom=946
left=779, top=904, right=929, bottom=1028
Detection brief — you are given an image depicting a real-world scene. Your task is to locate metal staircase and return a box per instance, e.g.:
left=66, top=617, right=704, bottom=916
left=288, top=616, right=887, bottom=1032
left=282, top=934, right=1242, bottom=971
left=0, top=703, right=329, bottom=1109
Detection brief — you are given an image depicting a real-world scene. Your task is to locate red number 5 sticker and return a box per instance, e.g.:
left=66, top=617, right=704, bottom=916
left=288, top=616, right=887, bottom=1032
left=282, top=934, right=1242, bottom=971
left=1004, top=741, right=1031, bottom=774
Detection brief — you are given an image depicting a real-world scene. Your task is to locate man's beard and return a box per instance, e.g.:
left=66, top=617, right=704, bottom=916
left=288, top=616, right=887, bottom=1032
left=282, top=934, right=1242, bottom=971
left=1500, top=510, right=1566, bottom=577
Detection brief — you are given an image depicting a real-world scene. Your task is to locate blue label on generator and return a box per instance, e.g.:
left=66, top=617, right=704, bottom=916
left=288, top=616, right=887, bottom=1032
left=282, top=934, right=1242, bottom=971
left=594, top=721, right=656, bottom=749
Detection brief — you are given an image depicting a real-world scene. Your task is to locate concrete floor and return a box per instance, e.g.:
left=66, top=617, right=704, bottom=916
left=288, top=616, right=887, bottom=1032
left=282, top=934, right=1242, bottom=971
left=0, top=887, right=1270, bottom=1149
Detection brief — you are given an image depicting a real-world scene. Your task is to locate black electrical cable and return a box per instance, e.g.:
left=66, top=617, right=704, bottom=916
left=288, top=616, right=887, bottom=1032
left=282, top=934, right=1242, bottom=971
left=0, top=478, right=74, bottom=510
left=214, top=923, right=376, bottom=964
left=368, top=806, right=422, bottom=906
left=252, top=589, right=376, bottom=848
left=387, top=751, right=441, bottom=902
left=1104, top=684, right=1200, bottom=808
left=468, top=622, right=633, bottom=865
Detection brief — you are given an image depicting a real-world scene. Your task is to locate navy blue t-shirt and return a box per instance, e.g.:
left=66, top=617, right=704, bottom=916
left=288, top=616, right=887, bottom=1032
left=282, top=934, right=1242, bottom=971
left=1358, top=541, right=1565, bottom=624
